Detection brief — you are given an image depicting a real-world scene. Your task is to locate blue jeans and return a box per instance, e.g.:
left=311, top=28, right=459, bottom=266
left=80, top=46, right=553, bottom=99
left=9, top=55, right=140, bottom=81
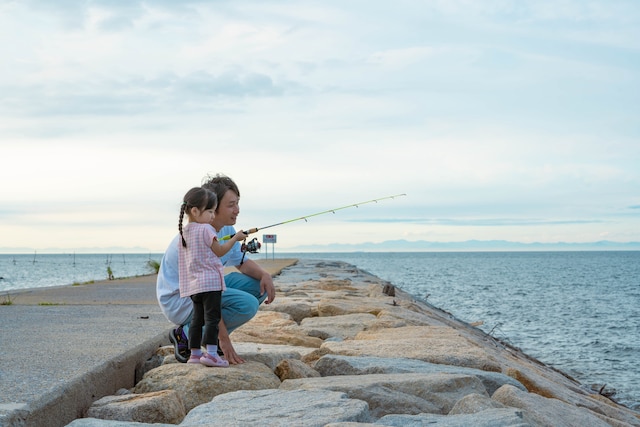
left=182, top=272, right=266, bottom=337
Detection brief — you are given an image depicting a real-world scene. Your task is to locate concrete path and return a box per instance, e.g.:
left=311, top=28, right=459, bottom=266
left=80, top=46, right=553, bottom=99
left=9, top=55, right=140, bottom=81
left=0, top=258, right=297, bottom=427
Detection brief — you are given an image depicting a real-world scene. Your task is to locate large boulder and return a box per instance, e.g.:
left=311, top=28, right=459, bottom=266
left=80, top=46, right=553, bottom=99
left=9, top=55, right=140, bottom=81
left=314, top=354, right=525, bottom=396
left=86, top=390, right=185, bottom=424
left=493, top=384, right=621, bottom=427
left=180, top=389, right=370, bottom=426
left=320, top=325, right=502, bottom=372
left=280, top=372, right=488, bottom=418
left=132, top=361, right=280, bottom=412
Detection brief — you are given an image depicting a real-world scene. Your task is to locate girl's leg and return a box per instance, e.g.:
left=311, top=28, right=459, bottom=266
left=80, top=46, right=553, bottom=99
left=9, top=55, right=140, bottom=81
left=189, top=294, right=204, bottom=356
left=183, top=271, right=261, bottom=334
left=201, top=291, right=222, bottom=347
left=200, top=291, right=229, bottom=367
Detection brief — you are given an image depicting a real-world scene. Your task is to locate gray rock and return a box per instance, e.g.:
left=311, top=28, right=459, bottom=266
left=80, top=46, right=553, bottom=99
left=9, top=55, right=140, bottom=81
left=300, top=313, right=378, bottom=339
left=314, top=354, right=526, bottom=395
left=493, top=384, right=616, bottom=427
left=132, top=361, right=280, bottom=412
left=280, top=372, right=488, bottom=418
left=86, top=390, right=185, bottom=424
left=449, top=392, right=507, bottom=414
left=66, top=419, right=174, bottom=427
left=376, top=408, right=536, bottom=426
left=262, top=299, right=316, bottom=323
left=230, top=311, right=324, bottom=348
left=321, top=325, right=503, bottom=372
left=180, top=389, right=370, bottom=426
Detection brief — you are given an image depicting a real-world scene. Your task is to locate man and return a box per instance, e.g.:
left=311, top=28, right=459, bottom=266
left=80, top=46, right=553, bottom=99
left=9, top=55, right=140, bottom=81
left=156, top=173, right=276, bottom=364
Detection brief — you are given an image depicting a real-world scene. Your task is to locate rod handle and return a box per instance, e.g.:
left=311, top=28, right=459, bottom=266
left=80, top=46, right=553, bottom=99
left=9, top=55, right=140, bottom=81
left=221, top=228, right=259, bottom=241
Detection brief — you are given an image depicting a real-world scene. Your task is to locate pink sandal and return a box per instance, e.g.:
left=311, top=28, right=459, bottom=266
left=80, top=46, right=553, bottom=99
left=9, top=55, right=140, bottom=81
left=187, top=355, right=202, bottom=364
left=200, top=352, right=229, bottom=367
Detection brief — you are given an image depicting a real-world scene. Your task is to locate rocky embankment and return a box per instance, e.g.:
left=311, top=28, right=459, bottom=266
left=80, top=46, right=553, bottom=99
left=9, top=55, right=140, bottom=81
left=68, top=259, right=639, bottom=426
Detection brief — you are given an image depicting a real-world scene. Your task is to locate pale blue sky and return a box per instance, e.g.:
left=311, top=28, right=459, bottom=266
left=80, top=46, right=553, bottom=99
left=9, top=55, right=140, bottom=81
left=1, top=0, right=639, bottom=252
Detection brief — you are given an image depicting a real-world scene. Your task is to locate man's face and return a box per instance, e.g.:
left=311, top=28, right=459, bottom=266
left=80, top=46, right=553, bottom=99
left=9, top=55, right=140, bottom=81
left=212, top=189, right=240, bottom=228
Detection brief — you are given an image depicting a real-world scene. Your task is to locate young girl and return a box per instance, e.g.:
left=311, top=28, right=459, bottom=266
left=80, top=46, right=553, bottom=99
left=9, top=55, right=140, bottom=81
left=177, top=187, right=247, bottom=367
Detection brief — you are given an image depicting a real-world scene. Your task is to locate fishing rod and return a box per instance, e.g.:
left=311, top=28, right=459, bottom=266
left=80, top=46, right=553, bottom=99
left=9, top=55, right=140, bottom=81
left=222, top=193, right=407, bottom=242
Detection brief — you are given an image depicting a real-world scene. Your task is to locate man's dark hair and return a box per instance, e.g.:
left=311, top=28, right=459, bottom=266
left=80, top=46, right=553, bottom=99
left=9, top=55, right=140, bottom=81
left=201, top=173, right=240, bottom=210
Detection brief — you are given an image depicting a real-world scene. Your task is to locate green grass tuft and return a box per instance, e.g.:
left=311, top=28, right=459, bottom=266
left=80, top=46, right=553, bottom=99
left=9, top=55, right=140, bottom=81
left=1, top=293, right=13, bottom=306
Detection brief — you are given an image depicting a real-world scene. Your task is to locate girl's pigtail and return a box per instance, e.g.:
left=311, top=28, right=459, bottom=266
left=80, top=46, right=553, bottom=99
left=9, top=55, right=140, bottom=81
left=178, top=202, right=187, bottom=247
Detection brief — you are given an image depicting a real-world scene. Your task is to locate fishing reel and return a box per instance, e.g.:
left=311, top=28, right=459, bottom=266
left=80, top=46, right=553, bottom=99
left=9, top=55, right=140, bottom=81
left=241, top=237, right=261, bottom=254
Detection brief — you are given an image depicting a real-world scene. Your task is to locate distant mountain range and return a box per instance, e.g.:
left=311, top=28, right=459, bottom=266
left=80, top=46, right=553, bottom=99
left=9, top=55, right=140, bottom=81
left=1, top=240, right=639, bottom=254
left=284, top=239, right=640, bottom=252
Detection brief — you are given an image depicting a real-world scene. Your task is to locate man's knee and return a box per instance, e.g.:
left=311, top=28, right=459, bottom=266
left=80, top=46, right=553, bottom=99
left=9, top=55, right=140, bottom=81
left=225, top=272, right=261, bottom=298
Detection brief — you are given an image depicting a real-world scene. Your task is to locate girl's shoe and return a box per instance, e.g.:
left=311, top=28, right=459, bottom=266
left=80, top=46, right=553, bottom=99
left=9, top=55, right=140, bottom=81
left=187, top=355, right=202, bottom=364
left=200, top=352, right=229, bottom=367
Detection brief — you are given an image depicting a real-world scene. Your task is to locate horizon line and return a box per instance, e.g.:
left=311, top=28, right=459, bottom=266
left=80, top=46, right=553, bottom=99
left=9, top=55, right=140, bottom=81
left=1, top=239, right=639, bottom=255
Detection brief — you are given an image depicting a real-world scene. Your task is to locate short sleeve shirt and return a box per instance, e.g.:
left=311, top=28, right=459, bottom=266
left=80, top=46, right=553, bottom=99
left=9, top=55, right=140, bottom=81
left=178, top=222, right=226, bottom=298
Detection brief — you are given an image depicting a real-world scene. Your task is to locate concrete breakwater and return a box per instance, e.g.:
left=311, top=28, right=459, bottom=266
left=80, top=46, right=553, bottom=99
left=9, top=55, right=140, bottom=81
left=4, top=259, right=639, bottom=426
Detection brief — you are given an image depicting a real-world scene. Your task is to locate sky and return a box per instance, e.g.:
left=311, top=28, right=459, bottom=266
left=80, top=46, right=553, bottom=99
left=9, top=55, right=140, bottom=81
left=1, top=0, right=639, bottom=253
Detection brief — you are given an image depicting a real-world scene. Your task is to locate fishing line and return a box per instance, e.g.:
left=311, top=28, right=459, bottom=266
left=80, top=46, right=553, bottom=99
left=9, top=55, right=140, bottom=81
left=222, top=193, right=407, bottom=241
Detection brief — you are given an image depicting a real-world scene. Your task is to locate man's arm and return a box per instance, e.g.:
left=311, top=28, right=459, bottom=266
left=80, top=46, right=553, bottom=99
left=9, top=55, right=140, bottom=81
left=236, top=258, right=276, bottom=304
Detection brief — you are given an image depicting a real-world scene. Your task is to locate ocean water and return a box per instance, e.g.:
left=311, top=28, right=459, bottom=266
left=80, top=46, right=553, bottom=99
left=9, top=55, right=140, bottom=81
left=285, top=251, right=640, bottom=410
left=0, top=253, right=163, bottom=291
left=1, top=250, right=638, bottom=410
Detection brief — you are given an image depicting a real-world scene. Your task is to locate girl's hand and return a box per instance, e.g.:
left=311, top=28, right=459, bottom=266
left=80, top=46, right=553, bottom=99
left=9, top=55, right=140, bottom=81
left=234, top=230, right=249, bottom=241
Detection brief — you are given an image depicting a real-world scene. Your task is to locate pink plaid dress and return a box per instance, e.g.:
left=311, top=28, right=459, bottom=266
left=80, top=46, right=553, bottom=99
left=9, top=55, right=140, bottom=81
left=178, top=222, right=226, bottom=298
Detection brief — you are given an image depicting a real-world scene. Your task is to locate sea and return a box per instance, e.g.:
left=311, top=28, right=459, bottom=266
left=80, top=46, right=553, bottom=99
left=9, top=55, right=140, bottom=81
left=1, top=250, right=638, bottom=410
left=0, top=253, right=163, bottom=291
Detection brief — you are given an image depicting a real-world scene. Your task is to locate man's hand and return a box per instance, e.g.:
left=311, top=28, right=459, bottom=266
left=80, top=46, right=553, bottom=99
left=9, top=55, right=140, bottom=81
left=260, top=272, right=276, bottom=304
left=237, top=258, right=277, bottom=304
left=219, top=336, right=245, bottom=364
left=217, top=319, right=245, bottom=364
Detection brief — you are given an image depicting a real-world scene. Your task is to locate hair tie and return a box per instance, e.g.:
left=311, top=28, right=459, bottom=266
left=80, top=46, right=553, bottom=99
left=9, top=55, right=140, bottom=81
left=181, top=201, right=187, bottom=206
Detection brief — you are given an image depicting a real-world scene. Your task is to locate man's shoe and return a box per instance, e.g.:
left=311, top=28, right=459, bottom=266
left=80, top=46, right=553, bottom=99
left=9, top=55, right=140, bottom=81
left=169, top=326, right=190, bottom=363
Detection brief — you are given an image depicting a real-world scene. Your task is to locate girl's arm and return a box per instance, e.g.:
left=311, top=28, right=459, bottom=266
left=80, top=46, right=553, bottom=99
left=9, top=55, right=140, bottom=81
left=210, top=231, right=247, bottom=257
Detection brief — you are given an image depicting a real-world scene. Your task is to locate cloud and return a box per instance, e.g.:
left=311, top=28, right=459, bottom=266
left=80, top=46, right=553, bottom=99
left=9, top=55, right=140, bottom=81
left=1, top=68, right=289, bottom=117
left=175, top=70, right=284, bottom=98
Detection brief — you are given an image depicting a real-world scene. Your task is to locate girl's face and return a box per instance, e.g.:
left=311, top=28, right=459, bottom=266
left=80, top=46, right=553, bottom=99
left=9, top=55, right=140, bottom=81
left=190, top=206, right=216, bottom=224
